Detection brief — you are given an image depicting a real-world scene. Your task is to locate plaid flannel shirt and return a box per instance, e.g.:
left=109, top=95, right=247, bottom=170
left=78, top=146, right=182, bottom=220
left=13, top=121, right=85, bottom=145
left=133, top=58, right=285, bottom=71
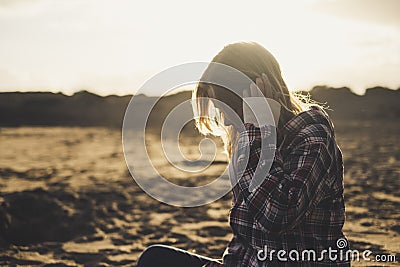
left=207, top=106, right=349, bottom=267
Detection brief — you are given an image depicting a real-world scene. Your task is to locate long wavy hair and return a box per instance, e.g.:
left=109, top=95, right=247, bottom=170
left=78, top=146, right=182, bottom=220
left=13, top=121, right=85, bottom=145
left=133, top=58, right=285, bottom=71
left=192, top=42, right=312, bottom=157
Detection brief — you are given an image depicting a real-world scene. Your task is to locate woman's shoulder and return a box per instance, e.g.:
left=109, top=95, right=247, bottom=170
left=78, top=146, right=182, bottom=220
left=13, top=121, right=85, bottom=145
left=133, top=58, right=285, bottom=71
left=283, top=105, right=335, bottom=147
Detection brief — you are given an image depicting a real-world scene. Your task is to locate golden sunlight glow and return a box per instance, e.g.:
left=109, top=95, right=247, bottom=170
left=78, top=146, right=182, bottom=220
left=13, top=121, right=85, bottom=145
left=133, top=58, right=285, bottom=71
left=0, top=0, right=398, bottom=95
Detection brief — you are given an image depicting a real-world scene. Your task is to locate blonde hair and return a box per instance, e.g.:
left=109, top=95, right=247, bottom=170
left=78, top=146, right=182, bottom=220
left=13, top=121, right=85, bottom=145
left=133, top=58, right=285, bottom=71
left=193, top=42, right=312, bottom=156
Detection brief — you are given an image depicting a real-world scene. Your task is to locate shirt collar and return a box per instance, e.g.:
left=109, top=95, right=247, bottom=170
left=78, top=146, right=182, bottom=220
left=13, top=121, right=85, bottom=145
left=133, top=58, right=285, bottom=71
left=282, top=105, right=332, bottom=135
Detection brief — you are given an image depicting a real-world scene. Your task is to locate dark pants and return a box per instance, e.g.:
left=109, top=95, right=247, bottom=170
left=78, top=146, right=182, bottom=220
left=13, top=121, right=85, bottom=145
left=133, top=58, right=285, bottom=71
left=137, top=244, right=221, bottom=267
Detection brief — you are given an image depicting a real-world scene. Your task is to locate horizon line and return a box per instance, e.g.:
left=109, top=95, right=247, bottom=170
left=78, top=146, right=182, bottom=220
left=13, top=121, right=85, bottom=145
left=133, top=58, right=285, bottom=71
left=0, top=85, right=399, bottom=98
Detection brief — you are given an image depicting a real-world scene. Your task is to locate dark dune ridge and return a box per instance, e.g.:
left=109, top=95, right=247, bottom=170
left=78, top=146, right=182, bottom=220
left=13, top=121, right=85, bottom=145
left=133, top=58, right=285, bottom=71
left=0, top=86, right=399, bottom=128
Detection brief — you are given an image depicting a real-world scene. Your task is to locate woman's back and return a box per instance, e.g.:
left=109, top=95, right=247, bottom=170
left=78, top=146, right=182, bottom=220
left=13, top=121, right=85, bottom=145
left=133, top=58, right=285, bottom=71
left=224, top=106, right=349, bottom=266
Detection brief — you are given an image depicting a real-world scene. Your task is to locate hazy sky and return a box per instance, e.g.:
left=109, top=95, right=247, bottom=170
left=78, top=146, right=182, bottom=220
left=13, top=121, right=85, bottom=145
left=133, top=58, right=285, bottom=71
left=0, top=0, right=399, bottom=96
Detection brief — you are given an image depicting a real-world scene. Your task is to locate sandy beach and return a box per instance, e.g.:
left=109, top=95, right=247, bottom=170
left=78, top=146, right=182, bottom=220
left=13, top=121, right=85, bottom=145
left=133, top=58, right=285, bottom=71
left=0, top=121, right=399, bottom=266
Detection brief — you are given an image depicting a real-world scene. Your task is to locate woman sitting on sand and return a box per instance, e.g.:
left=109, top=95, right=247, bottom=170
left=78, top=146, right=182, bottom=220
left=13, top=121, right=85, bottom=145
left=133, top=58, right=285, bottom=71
left=137, top=42, right=349, bottom=266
